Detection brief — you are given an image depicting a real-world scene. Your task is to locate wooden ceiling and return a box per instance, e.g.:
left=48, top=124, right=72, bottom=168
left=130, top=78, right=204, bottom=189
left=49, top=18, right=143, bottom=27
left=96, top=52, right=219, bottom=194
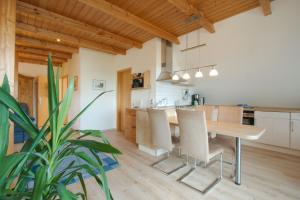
left=16, top=0, right=272, bottom=66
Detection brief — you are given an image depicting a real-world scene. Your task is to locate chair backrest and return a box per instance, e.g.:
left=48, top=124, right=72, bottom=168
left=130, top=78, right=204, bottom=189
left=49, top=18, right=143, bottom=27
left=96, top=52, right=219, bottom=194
left=147, top=109, right=173, bottom=151
left=218, top=106, right=243, bottom=124
left=176, top=109, right=210, bottom=163
left=196, top=105, right=218, bottom=121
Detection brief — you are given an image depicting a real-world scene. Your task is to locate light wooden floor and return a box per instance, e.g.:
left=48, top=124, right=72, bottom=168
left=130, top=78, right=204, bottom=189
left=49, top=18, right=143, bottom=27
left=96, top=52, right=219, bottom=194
left=67, top=130, right=300, bottom=200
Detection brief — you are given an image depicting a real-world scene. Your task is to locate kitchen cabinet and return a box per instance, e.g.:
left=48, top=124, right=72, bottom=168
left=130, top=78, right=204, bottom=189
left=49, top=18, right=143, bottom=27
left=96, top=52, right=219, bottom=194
left=255, top=111, right=290, bottom=148
left=291, top=113, right=300, bottom=150
left=125, top=108, right=136, bottom=143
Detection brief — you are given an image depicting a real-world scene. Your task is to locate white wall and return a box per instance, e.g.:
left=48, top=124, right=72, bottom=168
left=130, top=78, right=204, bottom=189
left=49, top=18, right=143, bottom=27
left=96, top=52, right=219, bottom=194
left=78, top=48, right=116, bottom=130
left=61, top=0, right=300, bottom=131
left=63, top=49, right=117, bottom=130
left=173, top=0, right=300, bottom=108
left=114, top=39, right=160, bottom=107
left=114, top=38, right=191, bottom=107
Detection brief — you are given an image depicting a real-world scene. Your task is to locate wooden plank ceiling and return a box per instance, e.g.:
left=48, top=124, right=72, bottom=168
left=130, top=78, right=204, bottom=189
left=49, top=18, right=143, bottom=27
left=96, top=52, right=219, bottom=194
left=16, top=0, right=271, bottom=66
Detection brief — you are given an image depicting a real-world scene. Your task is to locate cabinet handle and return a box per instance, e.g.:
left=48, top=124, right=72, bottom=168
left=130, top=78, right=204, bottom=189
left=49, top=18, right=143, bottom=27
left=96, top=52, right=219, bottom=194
left=291, top=121, right=294, bottom=133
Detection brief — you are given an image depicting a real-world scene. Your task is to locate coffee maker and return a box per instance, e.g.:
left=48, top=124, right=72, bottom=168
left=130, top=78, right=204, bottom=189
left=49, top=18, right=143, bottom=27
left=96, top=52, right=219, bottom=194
left=191, top=94, right=205, bottom=106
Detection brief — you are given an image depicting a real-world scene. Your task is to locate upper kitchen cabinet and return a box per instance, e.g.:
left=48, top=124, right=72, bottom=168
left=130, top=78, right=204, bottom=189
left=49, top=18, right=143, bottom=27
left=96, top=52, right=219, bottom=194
left=291, top=113, right=300, bottom=150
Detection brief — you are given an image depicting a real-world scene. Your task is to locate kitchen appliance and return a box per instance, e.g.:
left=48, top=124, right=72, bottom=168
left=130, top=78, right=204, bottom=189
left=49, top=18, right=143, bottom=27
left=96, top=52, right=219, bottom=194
left=191, top=94, right=205, bottom=106
left=243, top=109, right=255, bottom=125
left=238, top=104, right=255, bottom=125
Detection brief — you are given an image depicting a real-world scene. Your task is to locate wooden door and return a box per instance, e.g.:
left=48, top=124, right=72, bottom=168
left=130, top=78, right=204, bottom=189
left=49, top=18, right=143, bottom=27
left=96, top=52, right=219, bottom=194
left=37, top=76, right=48, bottom=128
left=117, top=68, right=132, bottom=132
left=59, top=75, right=68, bottom=101
left=18, top=74, right=34, bottom=116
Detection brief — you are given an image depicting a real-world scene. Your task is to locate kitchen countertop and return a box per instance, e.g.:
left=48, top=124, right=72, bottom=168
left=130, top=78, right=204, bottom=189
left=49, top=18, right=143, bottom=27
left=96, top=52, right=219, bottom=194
left=129, top=106, right=300, bottom=113
left=252, top=107, right=300, bottom=113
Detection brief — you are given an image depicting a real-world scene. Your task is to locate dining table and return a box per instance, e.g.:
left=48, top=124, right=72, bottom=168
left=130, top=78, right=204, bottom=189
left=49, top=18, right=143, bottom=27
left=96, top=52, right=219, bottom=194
left=168, top=115, right=266, bottom=185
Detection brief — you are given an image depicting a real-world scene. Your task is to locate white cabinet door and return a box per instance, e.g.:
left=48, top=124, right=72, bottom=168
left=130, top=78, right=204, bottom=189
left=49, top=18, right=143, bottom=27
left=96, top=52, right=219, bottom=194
left=272, top=118, right=290, bottom=148
left=255, top=111, right=290, bottom=148
left=291, top=120, right=300, bottom=150
left=255, top=117, right=273, bottom=145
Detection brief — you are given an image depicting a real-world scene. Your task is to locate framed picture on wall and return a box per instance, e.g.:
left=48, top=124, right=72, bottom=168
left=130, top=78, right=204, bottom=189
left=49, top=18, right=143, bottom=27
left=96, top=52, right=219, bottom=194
left=92, top=79, right=106, bottom=90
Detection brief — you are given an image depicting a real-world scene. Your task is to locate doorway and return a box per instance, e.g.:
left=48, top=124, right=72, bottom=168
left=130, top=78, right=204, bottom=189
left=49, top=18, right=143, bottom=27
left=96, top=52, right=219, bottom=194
left=18, top=74, right=34, bottom=116
left=117, top=68, right=132, bottom=132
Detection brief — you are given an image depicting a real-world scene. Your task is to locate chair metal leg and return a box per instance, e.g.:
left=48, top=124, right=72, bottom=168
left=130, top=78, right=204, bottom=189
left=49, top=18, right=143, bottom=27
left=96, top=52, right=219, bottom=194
left=177, top=153, right=223, bottom=194
left=151, top=152, right=186, bottom=175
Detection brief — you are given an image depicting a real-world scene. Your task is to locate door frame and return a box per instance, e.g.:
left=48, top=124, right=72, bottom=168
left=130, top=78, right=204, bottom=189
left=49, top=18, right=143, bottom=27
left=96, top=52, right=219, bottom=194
left=116, top=67, right=132, bottom=131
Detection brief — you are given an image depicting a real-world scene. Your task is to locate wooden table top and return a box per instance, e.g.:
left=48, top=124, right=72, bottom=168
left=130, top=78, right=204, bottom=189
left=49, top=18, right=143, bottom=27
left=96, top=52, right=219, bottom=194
left=168, top=116, right=265, bottom=140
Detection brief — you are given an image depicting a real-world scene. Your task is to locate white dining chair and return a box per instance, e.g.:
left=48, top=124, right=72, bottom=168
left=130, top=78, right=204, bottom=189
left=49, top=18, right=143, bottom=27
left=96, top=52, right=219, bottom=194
left=176, top=109, right=223, bottom=194
left=196, top=105, right=218, bottom=121
left=211, top=106, right=243, bottom=177
left=148, top=108, right=185, bottom=175
left=196, top=105, right=219, bottom=138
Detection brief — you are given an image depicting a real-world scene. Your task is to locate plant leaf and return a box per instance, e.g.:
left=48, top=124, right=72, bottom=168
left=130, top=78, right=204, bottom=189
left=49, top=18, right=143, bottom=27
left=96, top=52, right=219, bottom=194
left=77, top=173, right=87, bottom=200
left=9, top=112, right=37, bottom=139
left=0, top=88, right=38, bottom=138
left=32, top=165, right=48, bottom=200
left=90, top=150, right=111, bottom=200
left=56, top=183, right=77, bottom=200
left=47, top=54, right=58, bottom=146
left=57, top=77, right=74, bottom=142
left=0, top=153, right=27, bottom=189
left=68, top=140, right=121, bottom=154
left=0, top=75, right=10, bottom=160
left=55, top=66, right=60, bottom=104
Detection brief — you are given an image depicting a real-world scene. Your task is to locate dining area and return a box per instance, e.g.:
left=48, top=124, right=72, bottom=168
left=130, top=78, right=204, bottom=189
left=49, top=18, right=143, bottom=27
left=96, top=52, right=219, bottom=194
left=137, top=105, right=266, bottom=194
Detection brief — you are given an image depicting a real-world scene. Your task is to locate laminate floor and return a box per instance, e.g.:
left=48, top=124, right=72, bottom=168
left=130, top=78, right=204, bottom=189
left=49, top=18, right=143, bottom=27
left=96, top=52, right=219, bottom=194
left=67, top=130, right=300, bottom=200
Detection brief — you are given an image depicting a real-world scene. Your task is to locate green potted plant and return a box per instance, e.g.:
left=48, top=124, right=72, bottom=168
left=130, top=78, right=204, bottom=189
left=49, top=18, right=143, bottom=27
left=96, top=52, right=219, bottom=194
left=0, top=55, right=120, bottom=199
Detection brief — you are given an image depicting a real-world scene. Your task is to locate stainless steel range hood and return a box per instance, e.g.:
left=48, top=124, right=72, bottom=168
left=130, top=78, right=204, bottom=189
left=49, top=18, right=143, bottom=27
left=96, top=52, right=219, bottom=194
left=156, top=39, right=173, bottom=81
left=156, top=39, right=191, bottom=85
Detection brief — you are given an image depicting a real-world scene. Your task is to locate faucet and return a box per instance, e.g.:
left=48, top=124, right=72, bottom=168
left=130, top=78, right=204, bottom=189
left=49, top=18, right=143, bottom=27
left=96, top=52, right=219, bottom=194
left=153, top=98, right=168, bottom=107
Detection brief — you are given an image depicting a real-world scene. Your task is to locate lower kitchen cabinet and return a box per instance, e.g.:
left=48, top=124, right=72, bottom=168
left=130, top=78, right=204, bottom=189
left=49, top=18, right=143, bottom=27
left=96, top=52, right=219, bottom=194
left=291, top=113, right=300, bottom=150
left=255, top=111, right=290, bottom=148
left=125, top=108, right=137, bottom=143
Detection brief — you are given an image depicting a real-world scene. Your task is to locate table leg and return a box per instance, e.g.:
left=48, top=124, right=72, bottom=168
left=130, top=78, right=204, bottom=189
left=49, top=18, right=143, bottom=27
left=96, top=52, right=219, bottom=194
left=235, top=137, right=241, bottom=185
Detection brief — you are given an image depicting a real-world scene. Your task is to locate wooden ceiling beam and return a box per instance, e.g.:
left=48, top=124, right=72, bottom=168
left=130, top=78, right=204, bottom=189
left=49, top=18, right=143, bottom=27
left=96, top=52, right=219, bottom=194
left=16, top=22, right=126, bottom=55
left=16, top=36, right=78, bottom=53
left=16, top=46, right=72, bottom=59
left=78, top=0, right=179, bottom=44
left=16, top=0, right=142, bottom=49
left=167, top=0, right=215, bottom=33
left=260, top=0, right=271, bottom=16
left=17, top=52, right=67, bottom=63
left=18, top=58, right=61, bottom=66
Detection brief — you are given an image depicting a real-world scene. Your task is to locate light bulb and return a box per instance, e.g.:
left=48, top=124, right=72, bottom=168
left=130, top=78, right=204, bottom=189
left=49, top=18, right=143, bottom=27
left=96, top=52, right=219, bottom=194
left=172, top=74, right=180, bottom=81
left=195, top=70, right=203, bottom=78
left=182, top=72, right=190, bottom=80
left=209, top=68, right=218, bottom=77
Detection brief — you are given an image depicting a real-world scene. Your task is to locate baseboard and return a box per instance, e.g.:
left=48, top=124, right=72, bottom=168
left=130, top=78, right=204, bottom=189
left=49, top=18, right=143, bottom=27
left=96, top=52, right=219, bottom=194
left=242, top=141, right=300, bottom=157
left=138, top=145, right=167, bottom=157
